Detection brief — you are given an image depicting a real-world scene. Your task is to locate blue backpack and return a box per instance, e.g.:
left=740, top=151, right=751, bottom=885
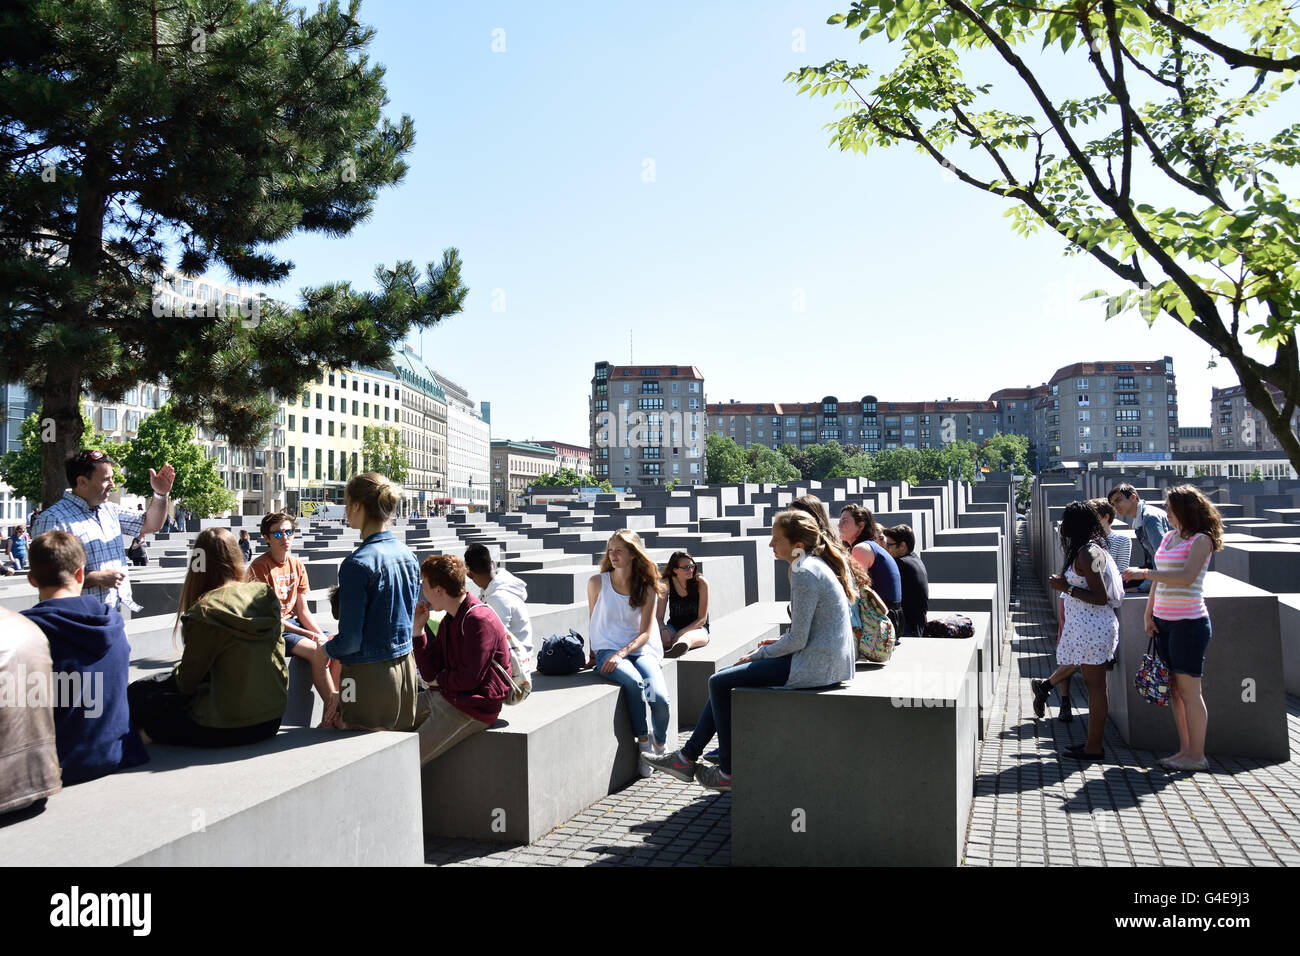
left=537, top=629, right=586, bottom=676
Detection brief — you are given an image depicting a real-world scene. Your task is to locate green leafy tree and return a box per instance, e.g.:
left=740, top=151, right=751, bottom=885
left=1247, top=466, right=1265, bottom=481
left=792, top=1, right=1300, bottom=471
left=361, top=425, right=408, bottom=483
left=748, top=444, right=802, bottom=483
left=805, top=442, right=850, bottom=481
left=1192, top=465, right=1212, bottom=477
left=705, top=434, right=752, bottom=483
left=867, top=447, right=926, bottom=482
left=838, top=452, right=875, bottom=477
left=0, top=407, right=124, bottom=502
left=1, top=0, right=468, bottom=507
left=980, top=433, right=1032, bottom=474
left=1017, top=474, right=1034, bottom=510
left=121, top=400, right=235, bottom=515
left=779, top=443, right=815, bottom=480
left=532, top=468, right=612, bottom=491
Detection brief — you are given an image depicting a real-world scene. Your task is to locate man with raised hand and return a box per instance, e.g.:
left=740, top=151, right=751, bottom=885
left=31, top=449, right=175, bottom=614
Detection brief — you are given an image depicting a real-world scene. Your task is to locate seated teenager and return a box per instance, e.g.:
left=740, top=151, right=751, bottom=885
left=20, top=531, right=148, bottom=783
left=128, top=528, right=287, bottom=747
left=881, top=524, right=929, bottom=638
left=646, top=510, right=857, bottom=791
left=411, top=555, right=512, bottom=763
left=0, top=607, right=62, bottom=819
left=657, top=551, right=710, bottom=657
left=463, top=543, right=534, bottom=674
left=839, top=503, right=905, bottom=639
left=588, top=530, right=670, bottom=776
left=323, top=472, right=422, bottom=732
left=247, top=512, right=338, bottom=726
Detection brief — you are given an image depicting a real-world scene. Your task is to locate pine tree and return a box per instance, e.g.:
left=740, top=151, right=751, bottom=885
left=0, top=0, right=468, bottom=505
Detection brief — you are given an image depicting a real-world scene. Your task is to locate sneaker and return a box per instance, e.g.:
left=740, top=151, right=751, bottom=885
left=638, top=739, right=654, bottom=778
left=653, top=740, right=665, bottom=757
left=695, top=762, right=732, bottom=792
left=1030, top=679, right=1050, bottom=718
left=665, top=640, right=690, bottom=658
left=700, top=748, right=721, bottom=764
left=1058, top=698, right=1073, bottom=723
left=643, top=749, right=697, bottom=783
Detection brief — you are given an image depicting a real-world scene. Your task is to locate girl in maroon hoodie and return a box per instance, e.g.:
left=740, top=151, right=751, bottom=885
left=411, top=554, right=511, bottom=764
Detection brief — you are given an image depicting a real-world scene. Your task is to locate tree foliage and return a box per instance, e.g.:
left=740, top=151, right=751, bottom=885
left=0, top=0, right=468, bottom=505
left=361, top=425, right=408, bottom=484
left=121, top=399, right=234, bottom=515
left=533, top=468, right=613, bottom=492
left=0, top=407, right=124, bottom=502
left=792, top=0, right=1300, bottom=470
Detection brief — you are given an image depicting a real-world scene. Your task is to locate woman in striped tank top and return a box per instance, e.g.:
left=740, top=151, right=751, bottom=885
left=1122, top=485, right=1222, bottom=773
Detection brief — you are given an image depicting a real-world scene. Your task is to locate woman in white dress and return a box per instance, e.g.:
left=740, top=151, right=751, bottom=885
left=1032, top=501, right=1121, bottom=761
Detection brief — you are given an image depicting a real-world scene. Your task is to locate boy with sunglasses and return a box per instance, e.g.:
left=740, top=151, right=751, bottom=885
left=247, top=512, right=338, bottom=725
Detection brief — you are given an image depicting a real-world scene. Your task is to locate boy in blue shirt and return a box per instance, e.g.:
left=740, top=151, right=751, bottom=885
left=21, top=531, right=148, bottom=783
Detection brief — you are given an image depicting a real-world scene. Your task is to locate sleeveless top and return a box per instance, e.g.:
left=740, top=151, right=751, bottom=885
left=667, top=580, right=708, bottom=630
left=1152, top=531, right=1211, bottom=620
left=590, top=572, right=659, bottom=658
left=857, top=540, right=902, bottom=606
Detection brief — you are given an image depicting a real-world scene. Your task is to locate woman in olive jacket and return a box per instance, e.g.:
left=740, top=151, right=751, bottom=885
left=128, top=529, right=287, bottom=747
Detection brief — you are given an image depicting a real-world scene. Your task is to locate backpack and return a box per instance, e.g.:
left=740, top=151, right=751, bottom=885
left=923, top=614, right=975, bottom=638
left=467, top=603, right=532, bottom=706
left=850, top=582, right=895, bottom=663
left=1090, top=543, right=1125, bottom=609
left=537, top=629, right=587, bottom=676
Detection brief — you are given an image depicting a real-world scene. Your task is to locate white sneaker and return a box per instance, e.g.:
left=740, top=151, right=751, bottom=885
left=653, top=741, right=665, bottom=757
left=638, top=739, right=654, bottom=777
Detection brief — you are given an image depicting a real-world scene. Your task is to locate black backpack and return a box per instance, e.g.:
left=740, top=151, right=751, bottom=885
left=537, top=629, right=587, bottom=676
left=923, top=614, right=975, bottom=639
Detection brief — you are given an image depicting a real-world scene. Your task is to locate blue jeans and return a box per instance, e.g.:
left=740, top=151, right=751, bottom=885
left=594, top=649, right=671, bottom=746
left=682, top=656, right=792, bottom=776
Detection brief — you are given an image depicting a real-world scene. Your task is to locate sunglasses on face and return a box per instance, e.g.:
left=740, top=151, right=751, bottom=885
left=676, top=563, right=696, bottom=571
left=76, top=449, right=108, bottom=464
left=270, top=530, right=294, bottom=540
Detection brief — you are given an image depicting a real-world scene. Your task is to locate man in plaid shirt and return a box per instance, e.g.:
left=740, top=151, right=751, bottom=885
left=31, top=450, right=176, bottom=612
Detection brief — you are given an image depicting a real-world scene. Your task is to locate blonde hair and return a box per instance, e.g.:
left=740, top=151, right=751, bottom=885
left=175, top=528, right=246, bottom=640
left=345, top=471, right=400, bottom=525
left=773, top=510, right=864, bottom=604
left=599, top=529, right=665, bottom=610
left=1166, top=484, right=1224, bottom=552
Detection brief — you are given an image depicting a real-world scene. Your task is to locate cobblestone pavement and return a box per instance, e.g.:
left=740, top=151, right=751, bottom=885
left=427, top=521, right=1300, bottom=867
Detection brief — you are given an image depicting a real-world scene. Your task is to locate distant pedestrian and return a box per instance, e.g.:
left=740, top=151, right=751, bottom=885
left=7, top=525, right=31, bottom=570
left=238, top=529, right=252, bottom=563
left=126, top=535, right=148, bottom=567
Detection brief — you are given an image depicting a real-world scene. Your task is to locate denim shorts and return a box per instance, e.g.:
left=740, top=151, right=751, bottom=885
left=1154, top=615, right=1212, bottom=678
left=283, top=616, right=309, bottom=654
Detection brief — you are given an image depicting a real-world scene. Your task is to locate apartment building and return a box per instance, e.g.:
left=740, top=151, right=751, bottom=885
left=434, top=373, right=491, bottom=512
left=491, top=440, right=558, bottom=512
left=386, top=347, right=449, bottom=514
left=706, top=395, right=1002, bottom=453
left=537, top=440, right=591, bottom=477
left=1041, top=357, right=1179, bottom=464
left=284, top=365, right=402, bottom=515
left=1178, top=426, right=1213, bottom=453
left=590, top=361, right=706, bottom=490
left=0, top=382, right=40, bottom=522
left=1210, top=384, right=1300, bottom=453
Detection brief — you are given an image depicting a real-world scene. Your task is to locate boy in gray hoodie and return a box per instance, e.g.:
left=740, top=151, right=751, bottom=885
left=463, top=544, right=534, bottom=672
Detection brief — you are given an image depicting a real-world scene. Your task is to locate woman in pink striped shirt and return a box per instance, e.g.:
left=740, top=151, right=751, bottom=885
left=1122, top=485, right=1222, bottom=773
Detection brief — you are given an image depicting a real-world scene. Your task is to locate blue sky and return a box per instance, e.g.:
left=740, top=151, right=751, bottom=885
left=253, top=0, right=1273, bottom=445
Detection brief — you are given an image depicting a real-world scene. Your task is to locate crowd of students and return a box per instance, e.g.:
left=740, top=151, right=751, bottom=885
left=2, top=462, right=937, bottom=817
left=1032, top=483, right=1221, bottom=772
left=0, top=464, right=531, bottom=820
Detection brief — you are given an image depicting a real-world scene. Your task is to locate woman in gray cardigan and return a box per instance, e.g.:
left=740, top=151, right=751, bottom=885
left=645, top=510, right=857, bottom=791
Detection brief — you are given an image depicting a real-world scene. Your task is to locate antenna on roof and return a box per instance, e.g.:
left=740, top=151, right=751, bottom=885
left=629, top=329, right=633, bottom=365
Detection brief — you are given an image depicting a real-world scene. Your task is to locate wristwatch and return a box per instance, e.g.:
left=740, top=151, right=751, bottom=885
left=1067, top=585, right=1075, bottom=598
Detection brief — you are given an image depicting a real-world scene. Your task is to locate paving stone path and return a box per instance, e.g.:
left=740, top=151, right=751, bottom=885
left=426, top=519, right=1300, bottom=866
